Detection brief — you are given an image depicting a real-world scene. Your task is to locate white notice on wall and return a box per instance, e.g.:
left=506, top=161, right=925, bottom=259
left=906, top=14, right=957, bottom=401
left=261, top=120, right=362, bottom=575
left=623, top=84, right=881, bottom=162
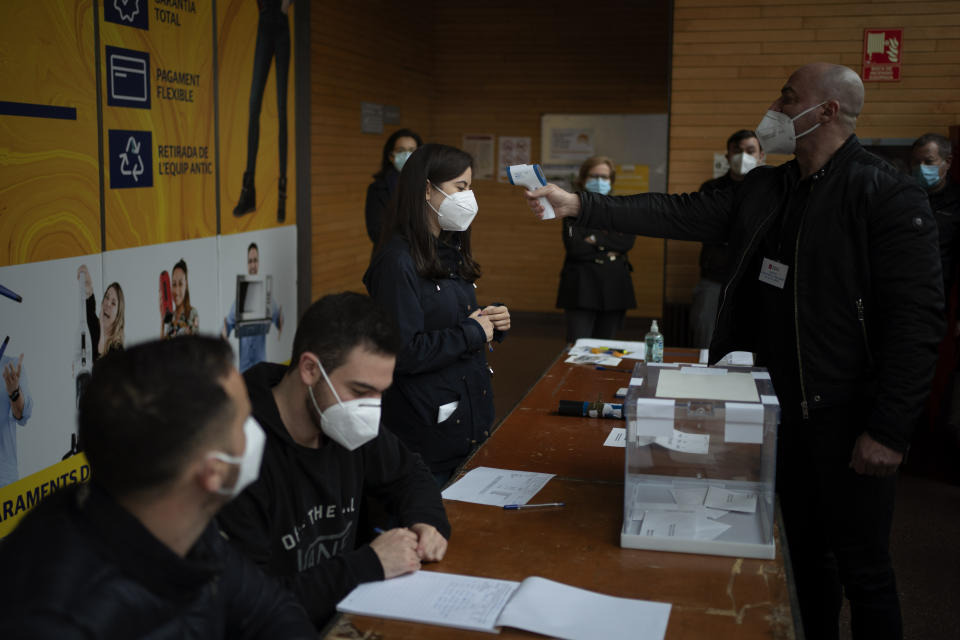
left=462, top=134, right=495, bottom=180
left=497, top=136, right=532, bottom=182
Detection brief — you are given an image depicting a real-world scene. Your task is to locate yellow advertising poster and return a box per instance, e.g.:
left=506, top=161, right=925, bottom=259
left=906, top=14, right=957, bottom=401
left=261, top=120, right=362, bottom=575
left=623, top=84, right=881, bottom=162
left=100, top=0, right=217, bottom=249
left=0, top=1, right=301, bottom=538
left=615, top=164, right=650, bottom=195
left=0, top=1, right=101, bottom=267
left=0, top=454, right=90, bottom=538
left=218, top=0, right=296, bottom=234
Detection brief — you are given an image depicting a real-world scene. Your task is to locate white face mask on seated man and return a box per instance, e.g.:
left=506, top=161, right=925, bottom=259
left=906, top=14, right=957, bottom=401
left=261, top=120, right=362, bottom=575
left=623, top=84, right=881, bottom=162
left=307, top=356, right=381, bottom=451
left=208, top=416, right=266, bottom=498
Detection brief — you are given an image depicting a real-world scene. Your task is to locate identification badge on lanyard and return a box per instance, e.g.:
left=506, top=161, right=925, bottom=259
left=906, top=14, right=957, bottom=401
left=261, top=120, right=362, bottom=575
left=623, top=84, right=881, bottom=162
left=759, top=257, right=788, bottom=289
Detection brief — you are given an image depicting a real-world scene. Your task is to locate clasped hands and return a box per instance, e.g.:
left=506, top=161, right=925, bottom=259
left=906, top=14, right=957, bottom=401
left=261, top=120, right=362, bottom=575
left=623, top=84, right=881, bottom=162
left=369, top=523, right=447, bottom=579
left=469, top=305, right=511, bottom=343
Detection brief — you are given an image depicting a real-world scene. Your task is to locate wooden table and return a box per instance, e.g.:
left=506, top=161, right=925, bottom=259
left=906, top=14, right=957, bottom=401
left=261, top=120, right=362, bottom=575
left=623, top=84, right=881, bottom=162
left=327, top=348, right=798, bottom=640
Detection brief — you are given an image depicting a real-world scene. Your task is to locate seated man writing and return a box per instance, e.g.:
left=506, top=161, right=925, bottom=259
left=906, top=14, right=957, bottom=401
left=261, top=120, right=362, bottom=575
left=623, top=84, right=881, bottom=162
left=217, top=292, right=450, bottom=627
left=0, top=337, right=315, bottom=638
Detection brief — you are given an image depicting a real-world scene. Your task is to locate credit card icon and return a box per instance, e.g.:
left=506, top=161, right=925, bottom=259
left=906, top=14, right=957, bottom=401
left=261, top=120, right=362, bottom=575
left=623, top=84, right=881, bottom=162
left=106, top=46, right=150, bottom=109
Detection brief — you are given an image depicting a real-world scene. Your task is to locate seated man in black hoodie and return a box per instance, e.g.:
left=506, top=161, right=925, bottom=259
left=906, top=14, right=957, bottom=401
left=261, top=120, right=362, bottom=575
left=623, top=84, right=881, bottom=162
left=0, top=336, right=315, bottom=639
left=217, top=292, right=450, bottom=627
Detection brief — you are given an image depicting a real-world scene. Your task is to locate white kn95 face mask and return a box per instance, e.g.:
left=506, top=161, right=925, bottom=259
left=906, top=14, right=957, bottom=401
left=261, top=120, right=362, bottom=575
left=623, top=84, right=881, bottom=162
left=756, top=101, right=826, bottom=155
left=427, top=181, right=478, bottom=232
left=307, top=356, right=381, bottom=451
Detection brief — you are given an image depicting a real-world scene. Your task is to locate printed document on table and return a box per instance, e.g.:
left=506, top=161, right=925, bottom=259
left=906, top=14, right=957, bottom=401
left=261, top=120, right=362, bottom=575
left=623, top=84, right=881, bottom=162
left=569, top=337, right=646, bottom=360
left=441, top=466, right=554, bottom=506
left=337, top=571, right=672, bottom=640
left=604, top=427, right=627, bottom=447
left=337, top=570, right=518, bottom=633
left=498, top=576, right=671, bottom=640
left=655, top=369, right=759, bottom=402
left=565, top=352, right=621, bottom=366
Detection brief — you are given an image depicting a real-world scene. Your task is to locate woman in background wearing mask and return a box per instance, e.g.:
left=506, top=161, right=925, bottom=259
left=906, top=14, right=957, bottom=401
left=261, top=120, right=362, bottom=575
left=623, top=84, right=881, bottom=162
left=365, top=128, right=423, bottom=245
left=556, top=156, right=636, bottom=342
left=364, top=143, right=510, bottom=485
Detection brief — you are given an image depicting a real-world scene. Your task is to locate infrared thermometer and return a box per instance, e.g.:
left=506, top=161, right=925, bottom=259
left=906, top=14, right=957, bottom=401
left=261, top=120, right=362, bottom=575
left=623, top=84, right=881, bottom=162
left=507, top=164, right=556, bottom=220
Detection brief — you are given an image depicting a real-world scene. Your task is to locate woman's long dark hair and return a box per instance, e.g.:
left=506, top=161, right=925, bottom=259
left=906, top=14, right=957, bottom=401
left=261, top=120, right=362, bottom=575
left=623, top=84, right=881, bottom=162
left=378, top=143, right=481, bottom=281
left=372, top=128, right=423, bottom=180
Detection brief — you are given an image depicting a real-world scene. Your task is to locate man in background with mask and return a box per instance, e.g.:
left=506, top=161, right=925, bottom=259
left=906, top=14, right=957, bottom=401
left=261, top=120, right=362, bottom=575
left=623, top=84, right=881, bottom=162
left=526, top=63, right=943, bottom=640
left=217, top=291, right=449, bottom=628
left=909, top=133, right=960, bottom=482
left=690, top=129, right=765, bottom=347
left=911, top=133, right=958, bottom=297
left=0, top=337, right=315, bottom=638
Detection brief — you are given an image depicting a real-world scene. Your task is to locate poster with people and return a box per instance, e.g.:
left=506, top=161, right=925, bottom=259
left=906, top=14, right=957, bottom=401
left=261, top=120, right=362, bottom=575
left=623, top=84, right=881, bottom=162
left=0, top=0, right=299, bottom=536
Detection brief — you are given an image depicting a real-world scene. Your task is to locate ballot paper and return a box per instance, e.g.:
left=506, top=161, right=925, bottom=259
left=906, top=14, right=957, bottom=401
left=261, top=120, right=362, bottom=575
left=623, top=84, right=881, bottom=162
left=704, top=486, right=758, bottom=513
left=604, top=427, right=627, bottom=447
left=337, top=571, right=672, bottom=640
left=630, top=502, right=729, bottom=522
left=655, top=369, right=760, bottom=402
left=715, top=351, right=754, bottom=366
left=639, top=510, right=698, bottom=538
left=633, top=507, right=733, bottom=541
left=569, top=338, right=647, bottom=360
left=654, top=429, right=710, bottom=455
left=441, top=467, right=554, bottom=507
left=671, top=486, right=708, bottom=505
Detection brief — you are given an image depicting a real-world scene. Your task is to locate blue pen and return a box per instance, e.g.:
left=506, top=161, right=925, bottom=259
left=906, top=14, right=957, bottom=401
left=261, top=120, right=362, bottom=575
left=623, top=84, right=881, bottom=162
left=373, top=527, right=385, bottom=535
left=0, top=336, right=8, bottom=362
left=0, top=284, right=22, bottom=303
left=503, top=502, right=565, bottom=510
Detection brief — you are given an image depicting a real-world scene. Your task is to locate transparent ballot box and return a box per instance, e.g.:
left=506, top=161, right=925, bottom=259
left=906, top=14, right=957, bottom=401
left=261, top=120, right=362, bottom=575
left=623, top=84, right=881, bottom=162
left=621, top=362, right=779, bottom=559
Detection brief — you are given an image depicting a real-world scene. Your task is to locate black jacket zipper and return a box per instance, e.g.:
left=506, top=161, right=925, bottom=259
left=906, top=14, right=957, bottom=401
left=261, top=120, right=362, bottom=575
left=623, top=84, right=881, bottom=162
left=795, top=180, right=817, bottom=419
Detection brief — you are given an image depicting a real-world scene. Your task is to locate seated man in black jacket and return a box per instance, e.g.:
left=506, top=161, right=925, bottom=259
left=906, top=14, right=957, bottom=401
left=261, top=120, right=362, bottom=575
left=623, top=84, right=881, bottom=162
left=217, top=291, right=451, bottom=628
left=0, top=337, right=314, bottom=639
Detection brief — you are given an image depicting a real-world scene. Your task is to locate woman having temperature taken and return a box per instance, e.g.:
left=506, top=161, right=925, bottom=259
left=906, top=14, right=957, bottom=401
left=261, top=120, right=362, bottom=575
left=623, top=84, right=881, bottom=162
left=365, top=144, right=510, bottom=486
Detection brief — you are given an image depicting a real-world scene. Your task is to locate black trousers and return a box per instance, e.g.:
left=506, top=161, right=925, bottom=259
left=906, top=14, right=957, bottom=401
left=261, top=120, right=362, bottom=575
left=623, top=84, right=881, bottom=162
left=564, top=308, right=626, bottom=343
left=243, top=11, right=290, bottom=178
left=777, top=404, right=901, bottom=640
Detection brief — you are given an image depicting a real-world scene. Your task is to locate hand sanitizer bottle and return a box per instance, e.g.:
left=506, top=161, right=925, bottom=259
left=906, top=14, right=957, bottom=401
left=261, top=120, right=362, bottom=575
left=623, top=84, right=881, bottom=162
left=645, top=320, right=664, bottom=363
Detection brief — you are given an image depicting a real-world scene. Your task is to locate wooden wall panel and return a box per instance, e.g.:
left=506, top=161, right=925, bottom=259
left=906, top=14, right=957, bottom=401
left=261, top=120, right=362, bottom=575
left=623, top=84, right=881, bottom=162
left=667, top=0, right=960, bottom=303
left=309, top=0, right=671, bottom=315
left=309, top=2, right=434, bottom=300
left=430, top=0, right=671, bottom=317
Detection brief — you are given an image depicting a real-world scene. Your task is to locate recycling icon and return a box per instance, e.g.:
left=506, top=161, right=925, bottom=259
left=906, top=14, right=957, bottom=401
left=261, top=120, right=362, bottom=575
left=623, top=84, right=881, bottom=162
left=108, top=129, right=152, bottom=189
left=119, top=136, right=145, bottom=182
